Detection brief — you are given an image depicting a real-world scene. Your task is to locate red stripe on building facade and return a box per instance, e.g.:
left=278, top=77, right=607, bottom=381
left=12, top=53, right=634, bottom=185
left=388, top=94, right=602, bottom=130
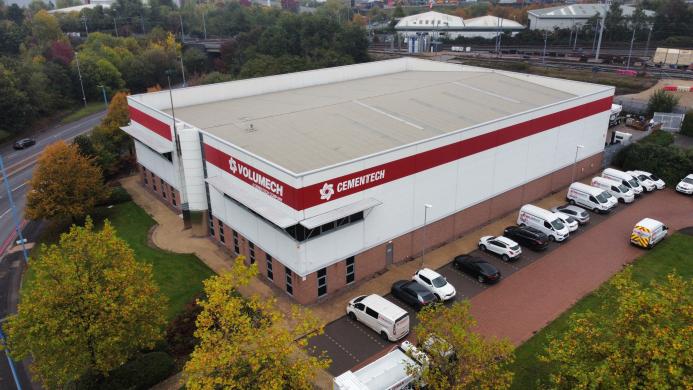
left=128, top=106, right=172, bottom=141
left=204, top=96, right=613, bottom=212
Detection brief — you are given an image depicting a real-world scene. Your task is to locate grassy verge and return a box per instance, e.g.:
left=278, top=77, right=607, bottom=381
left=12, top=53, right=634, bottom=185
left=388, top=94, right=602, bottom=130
left=23, top=201, right=214, bottom=320
left=59, top=102, right=106, bottom=125
left=509, top=232, right=693, bottom=389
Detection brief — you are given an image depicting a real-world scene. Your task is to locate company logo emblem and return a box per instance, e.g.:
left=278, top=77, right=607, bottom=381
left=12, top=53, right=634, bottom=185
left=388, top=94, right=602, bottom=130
left=229, top=158, right=238, bottom=174
left=319, top=183, right=335, bottom=201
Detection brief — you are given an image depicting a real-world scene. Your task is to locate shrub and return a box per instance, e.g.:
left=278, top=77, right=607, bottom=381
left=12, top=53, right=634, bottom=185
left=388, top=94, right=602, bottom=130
left=105, top=186, right=132, bottom=205
left=640, top=130, right=674, bottom=146
left=681, top=110, right=693, bottom=137
left=165, top=294, right=203, bottom=357
left=647, top=89, right=680, bottom=116
left=616, top=142, right=693, bottom=185
left=101, top=352, right=175, bottom=390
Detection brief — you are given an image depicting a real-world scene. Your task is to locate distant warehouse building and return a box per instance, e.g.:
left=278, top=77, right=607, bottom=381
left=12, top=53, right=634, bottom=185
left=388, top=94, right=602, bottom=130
left=124, top=58, right=613, bottom=304
left=527, top=3, right=654, bottom=31
left=395, top=11, right=524, bottom=40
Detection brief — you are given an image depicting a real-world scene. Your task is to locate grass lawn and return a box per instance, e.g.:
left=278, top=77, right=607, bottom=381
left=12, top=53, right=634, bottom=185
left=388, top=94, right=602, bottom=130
left=24, top=201, right=214, bottom=320
left=510, top=232, right=693, bottom=389
left=59, top=102, right=106, bottom=125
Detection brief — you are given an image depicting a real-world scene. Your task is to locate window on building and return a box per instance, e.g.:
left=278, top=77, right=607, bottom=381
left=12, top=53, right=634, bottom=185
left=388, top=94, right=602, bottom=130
left=171, top=195, right=177, bottom=206
left=285, top=267, right=293, bottom=295
left=208, top=212, right=214, bottom=236
left=143, top=168, right=148, bottom=184
left=232, top=231, right=240, bottom=254
left=152, top=180, right=157, bottom=191
left=162, top=180, right=167, bottom=198
left=248, top=242, right=255, bottom=264
left=317, top=268, right=327, bottom=297
left=284, top=211, right=364, bottom=242
left=266, top=254, right=273, bottom=280
left=346, top=257, right=355, bottom=284
left=218, top=222, right=225, bottom=243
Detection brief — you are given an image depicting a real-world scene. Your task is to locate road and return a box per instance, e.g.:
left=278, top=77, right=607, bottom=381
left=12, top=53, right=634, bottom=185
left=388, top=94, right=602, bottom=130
left=0, top=110, right=105, bottom=390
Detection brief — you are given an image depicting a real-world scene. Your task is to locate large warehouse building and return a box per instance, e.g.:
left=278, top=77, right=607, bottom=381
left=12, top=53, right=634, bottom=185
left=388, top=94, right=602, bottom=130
left=124, top=58, right=613, bottom=304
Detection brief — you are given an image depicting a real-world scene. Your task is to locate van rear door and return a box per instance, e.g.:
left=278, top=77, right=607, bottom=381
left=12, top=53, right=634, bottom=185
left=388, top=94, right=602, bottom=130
left=393, top=314, right=410, bottom=339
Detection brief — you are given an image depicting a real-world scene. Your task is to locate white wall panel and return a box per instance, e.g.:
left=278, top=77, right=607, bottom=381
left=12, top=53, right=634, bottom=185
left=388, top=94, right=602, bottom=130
left=134, top=140, right=178, bottom=189
left=455, top=149, right=495, bottom=209
left=492, top=138, right=529, bottom=193
left=363, top=176, right=416, bottom=246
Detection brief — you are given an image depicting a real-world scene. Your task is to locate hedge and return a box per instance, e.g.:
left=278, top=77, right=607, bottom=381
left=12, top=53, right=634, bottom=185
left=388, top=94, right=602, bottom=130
left=681, top=110, right=693, bottom=137
left=75, top=352, right=175, bottom=390
left=615, top=142, right=693, bottom=186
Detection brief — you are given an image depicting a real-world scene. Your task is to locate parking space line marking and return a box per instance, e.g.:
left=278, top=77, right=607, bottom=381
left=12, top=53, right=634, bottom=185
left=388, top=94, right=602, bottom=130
left=347, top=318, right=387, bottom=348
left=324, top=333, right=360, bottom=363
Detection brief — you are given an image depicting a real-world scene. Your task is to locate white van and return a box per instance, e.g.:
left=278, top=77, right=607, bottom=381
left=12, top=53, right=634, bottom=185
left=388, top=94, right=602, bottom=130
left=591, top=177, right=635, bottom=203
left=517, top=204, right=570, bottom=242
left=346, top=294, right=410, bottom=342
left=602, top=168, right=643, bottom=196
left=630, top=218, right=668, bottom=249
left=567, top=182, right=617, bottom=212
left=333, top=341, right=427, bottom=390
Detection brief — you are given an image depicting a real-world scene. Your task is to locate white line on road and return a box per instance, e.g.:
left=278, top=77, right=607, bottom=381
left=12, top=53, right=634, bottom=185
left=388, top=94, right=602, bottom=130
left=0, top=209, right=10, bottom=219
left=11, top=182, right=27, bottom=192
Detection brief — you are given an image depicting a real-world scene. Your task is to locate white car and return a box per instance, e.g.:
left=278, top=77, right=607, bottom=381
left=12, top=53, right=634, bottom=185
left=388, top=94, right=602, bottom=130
left=478, top=236, right=522, bottom=261
left=626, top=171, right=656, bottom=192
left=553, top=212, right=579, bottom=232
left=630, top=170, right=665, bottom=190
left=412, top=268, right=456, bottom=301
left=676, top=174, right=693, bottom=195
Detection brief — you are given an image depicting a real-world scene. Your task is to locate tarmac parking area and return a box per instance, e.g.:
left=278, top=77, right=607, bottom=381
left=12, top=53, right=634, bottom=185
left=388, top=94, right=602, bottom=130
left=307, top=190, right=691, bottom=376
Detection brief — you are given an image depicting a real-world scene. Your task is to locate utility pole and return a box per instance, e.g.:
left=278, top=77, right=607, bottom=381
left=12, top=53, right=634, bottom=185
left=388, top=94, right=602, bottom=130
left=97, top=85, right=108, bottom=106
left=626, top=25, right=636, bottom=69
left=80, top=15, right=89, bottom=37
left=179, top=13, right=185, bottom=43
left=75, top=56, right=87, bottom=107
left=179, top=55, right=186, bottom=87
left=592, top=21, right=598, bottom=53
left=113, top=17, right=118, bottom=37
left=202, top=11, right=207, bottom=40
left=542, top=30, right=548, bottom=65
left=644, top=24, right=653, bottom=58
left=573, top=23, right=579, bottom=50
left=0, top=154, right=29, bottom=264
left=595, top=13, right=605, bottom=60
left=421, top=204, right=432, bottom=269
left=166, top=71, right=192, bottom=230
left=140, top=14, right=145, bottom=34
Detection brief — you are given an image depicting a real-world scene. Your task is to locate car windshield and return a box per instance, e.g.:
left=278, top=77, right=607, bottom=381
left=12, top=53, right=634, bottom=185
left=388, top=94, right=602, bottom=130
left=618, top=184, right=629, bottom=193
left=510, top=245, right=520, bottom=251
left=431, top=276, right=447, bottom=288
left=550, top=219, right=565, bottom=230
left=637, top=175, right=649, bottom=182
left=595, top=192, right=610, bottom=203
left=650, top=174, right=660, bottom=181
left=684, top=178, right=693, bottom=184
left=628, top=178, right=639, bottom=187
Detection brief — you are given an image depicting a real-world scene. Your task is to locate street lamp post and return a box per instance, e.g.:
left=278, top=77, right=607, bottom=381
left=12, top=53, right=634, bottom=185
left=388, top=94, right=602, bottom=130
left=571, top=144, right=585, bottom=183
left=626, top=26, right=636, bottom=70
left=542, top=30, right=548, bottom=65
left=75, top=56, right=87, bottom=107
left=0, top=154, right=29, bottom=264
left=0, top=323, right=23, bottom=390
left=421, top=204, right=432, bottom=269
left=97, top=85, right=108, bottom=106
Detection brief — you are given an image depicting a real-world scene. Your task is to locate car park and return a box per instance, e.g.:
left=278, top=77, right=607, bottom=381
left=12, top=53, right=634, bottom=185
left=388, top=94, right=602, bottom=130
left=517, top=204, right=570, bottom=241
left=551, top=205, right=589, bottom=225
left=676, top=174, right=693, bottom=195
left=567, top=182, right=617, bottom=212
left=12, top=138, right=36, bottom=150
left=629, top=170, right=665, bottom=189
left=602, top=168, right=643, bottom=196
left=478, top=236, right=522, bottom=261
left=553, top=212, right=578, bottom=232
left=626, top=170, right=658, bottom=192
left=346, top=294, right=410, bottom=341
left=591, top=177, right=635, bottom=203
left=630, top=218, right=668, bottom=249
left=391, top=280, right=437, bottom=310
left=503, top=225, right=549, bottom=251
left=452, top=255, right=501, bottom=284
left=413, top=268, right=456, bottom=301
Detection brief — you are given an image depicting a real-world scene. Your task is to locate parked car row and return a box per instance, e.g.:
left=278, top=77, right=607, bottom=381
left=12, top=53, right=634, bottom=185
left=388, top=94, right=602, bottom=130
left=346, top=168, right=675, bottom=343
left=676, top=174, right=693, bottom=195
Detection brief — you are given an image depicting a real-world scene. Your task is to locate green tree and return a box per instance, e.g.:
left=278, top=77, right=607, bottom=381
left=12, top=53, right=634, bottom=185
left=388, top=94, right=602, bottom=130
left=647, top=89, right=680, bottom=115
left=393, top=5, right=405, bottom=18
left=183, top=257, right=330, bottom=390
left=3, top=218, right=167, bottom=388
left=182, top=46, right=208, bottom=75
left=26, top=141, right=110, bottom=222
left=29, top=9, right=63, bottom=45
left=407, top=301, right=515, bottom=390
left=541, top=270, right=692, bottom=389
left=0, top=63, right=34, bottom=134
left=680, top=110, right=693, bottom=137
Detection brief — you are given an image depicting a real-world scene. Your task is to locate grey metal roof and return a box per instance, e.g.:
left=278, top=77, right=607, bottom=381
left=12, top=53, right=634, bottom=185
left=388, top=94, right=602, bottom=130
left=528, top=3, right=654, bottom=19
left=166, top=71, right=578, bottom=173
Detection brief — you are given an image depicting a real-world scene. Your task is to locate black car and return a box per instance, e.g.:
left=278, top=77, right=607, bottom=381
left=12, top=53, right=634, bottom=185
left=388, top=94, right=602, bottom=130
left=13, top=138, right=36, bottom=150
left=390, top=280, right=437, bottom=309
left=503, top=225, right=549, bottom=251
left=452, top=255, right=501, bottom=284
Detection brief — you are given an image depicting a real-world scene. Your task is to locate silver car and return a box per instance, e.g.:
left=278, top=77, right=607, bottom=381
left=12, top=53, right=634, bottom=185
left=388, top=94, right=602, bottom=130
left=552, top=205, right=590, bottom=225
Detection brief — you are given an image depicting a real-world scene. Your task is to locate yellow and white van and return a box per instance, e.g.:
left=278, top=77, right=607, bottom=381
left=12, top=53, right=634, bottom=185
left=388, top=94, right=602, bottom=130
left=630, top=218, right=668, bottom=248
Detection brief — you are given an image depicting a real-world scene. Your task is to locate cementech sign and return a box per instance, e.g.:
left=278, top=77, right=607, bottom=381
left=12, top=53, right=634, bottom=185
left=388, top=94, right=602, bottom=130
left=203, top=96, right=613, bottom=212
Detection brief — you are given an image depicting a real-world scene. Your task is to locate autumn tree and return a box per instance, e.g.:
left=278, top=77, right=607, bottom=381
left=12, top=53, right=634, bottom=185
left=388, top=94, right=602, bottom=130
left=541, top=270, right=692, bottom=389
left=407, top=301, right=515, bottom=390
left=183, top=257, right=330, bottom=390
left=3, top=218, right=167, bottom=388
left=26, top=141, right=110, bottom=222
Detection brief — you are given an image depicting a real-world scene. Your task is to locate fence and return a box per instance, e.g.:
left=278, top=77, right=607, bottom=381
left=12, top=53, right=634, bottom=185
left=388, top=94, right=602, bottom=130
left=612, top=96, right=687, bottom=115
left=603, top=142, right=627, bottom=168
